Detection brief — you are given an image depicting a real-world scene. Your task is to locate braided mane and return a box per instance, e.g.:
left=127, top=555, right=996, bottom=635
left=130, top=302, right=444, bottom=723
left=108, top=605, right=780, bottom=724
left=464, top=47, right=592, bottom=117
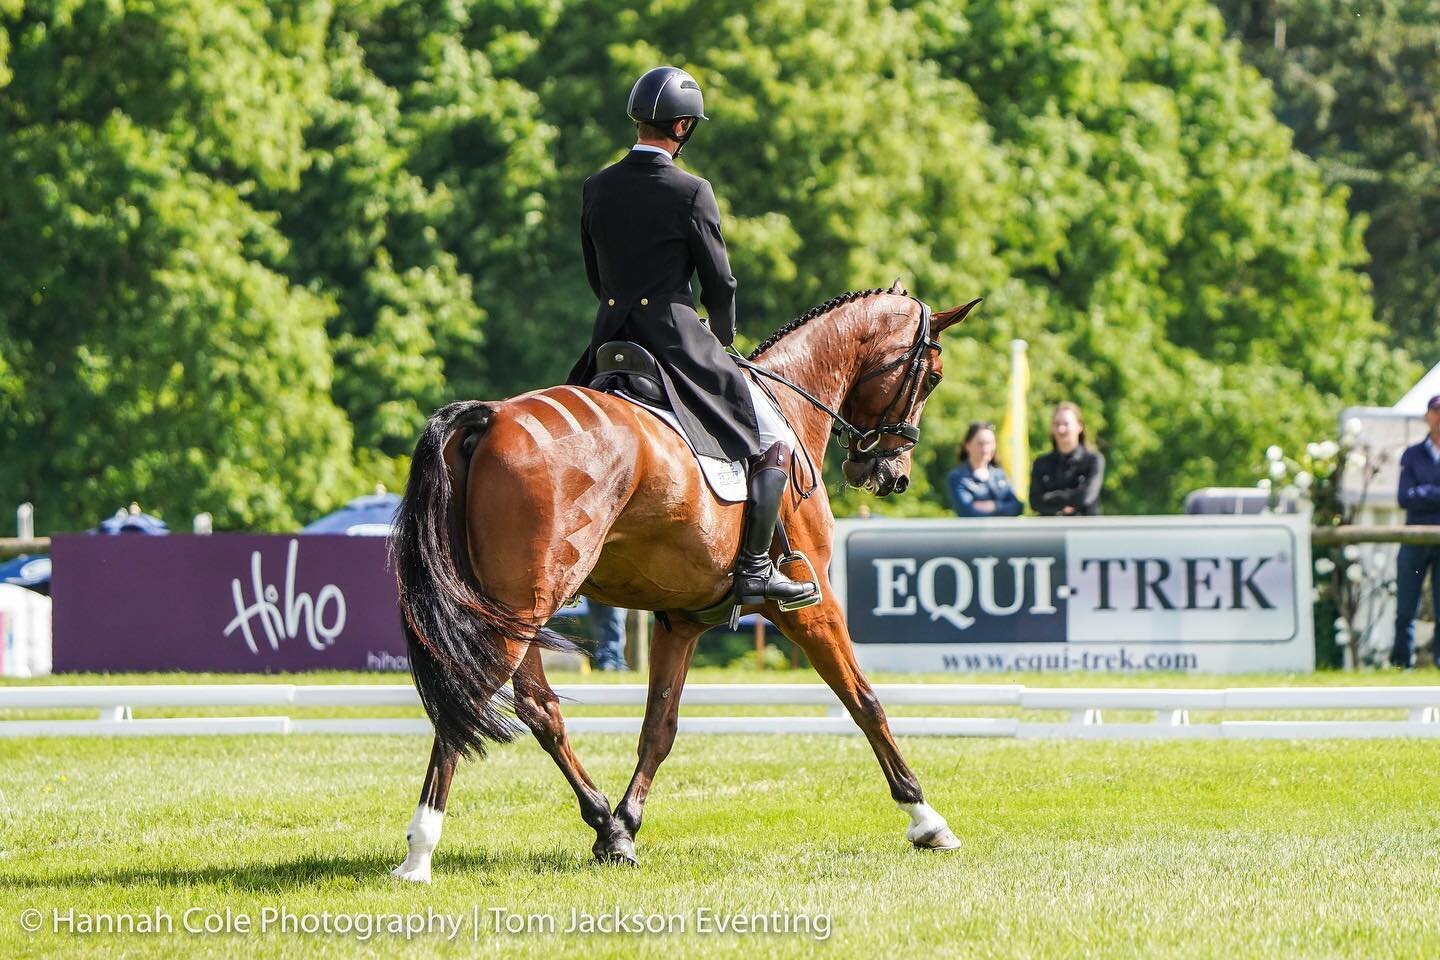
left=747, top=288, right=890, bottom=360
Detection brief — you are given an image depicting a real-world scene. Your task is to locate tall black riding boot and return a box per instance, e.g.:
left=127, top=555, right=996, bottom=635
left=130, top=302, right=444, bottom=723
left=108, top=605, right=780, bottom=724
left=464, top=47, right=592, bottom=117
left=734, top=442, right=819, bottom=607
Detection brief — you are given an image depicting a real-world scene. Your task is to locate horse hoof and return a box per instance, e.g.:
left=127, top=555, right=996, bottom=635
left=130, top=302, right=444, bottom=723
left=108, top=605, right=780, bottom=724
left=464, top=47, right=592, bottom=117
left=391, top=862, right=433, bottom=883
left=594, top=836, right=639, bottom=866
left=910, top=826, right=961, bottom=851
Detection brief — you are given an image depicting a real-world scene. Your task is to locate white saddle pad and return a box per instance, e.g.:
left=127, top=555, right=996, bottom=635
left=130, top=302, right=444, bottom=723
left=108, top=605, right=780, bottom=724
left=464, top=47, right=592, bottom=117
left=613, top=375, right=798, bottom=504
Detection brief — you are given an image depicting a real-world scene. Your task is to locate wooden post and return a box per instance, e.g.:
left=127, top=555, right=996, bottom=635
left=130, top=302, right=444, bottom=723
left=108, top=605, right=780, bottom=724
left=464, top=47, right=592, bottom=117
left=0, top=538, right=49, bottom=560
left=1312, top=525, right=1440, bottom=546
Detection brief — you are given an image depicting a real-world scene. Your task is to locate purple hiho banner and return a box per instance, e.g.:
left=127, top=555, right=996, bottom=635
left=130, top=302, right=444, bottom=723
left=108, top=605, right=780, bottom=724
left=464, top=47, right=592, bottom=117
left=51, top=534, right=410, bottom=672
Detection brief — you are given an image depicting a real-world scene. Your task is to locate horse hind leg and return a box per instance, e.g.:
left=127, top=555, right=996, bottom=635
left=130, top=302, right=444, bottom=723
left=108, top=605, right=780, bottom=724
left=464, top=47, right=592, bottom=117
left=391, top=630, right=534, bottom=883
left=391, top=397, right=604, bottom=882
left=605, top=615, right=706, bottom=864
left=511, top=645, right=635, bottom=864
left=392, top=736, right=459, bottom=883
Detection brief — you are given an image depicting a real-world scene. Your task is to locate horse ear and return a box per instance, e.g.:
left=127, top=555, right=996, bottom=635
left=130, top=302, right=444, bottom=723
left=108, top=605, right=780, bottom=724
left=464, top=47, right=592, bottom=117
left=889, top=277, right=906, bottom=295
left=933, top=297, right=982, bottom=333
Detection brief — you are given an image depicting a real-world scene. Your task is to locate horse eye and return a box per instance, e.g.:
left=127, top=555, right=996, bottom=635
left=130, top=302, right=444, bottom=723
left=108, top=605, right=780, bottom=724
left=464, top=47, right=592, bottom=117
left=924, top=371, right=942, bottom=395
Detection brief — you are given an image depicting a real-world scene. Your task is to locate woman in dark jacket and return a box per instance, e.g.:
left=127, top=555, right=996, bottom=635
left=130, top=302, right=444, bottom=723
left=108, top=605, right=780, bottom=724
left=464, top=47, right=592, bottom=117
left=947, top=421, right=1024, bottom=517
left=1029, top=402, right=1104, bottom=516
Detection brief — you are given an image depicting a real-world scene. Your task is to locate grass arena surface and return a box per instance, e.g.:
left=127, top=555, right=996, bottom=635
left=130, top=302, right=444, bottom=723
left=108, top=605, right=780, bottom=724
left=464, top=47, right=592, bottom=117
left=3, top=671, right=1439, bottom=958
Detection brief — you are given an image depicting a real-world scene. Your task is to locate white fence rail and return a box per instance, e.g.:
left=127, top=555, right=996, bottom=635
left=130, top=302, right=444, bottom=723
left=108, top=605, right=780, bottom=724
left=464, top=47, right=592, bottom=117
left=3, top=684, right=1440, bottom=739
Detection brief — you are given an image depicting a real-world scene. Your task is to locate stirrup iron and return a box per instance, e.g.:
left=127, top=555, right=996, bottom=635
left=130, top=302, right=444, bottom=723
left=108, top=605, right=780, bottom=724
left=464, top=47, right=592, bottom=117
left=774, top=551, right=821, bottom=611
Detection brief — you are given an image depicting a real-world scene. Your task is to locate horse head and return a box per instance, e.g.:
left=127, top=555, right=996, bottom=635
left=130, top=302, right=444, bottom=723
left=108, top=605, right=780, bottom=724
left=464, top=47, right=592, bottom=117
left=838, top=293, right=982, bottom=496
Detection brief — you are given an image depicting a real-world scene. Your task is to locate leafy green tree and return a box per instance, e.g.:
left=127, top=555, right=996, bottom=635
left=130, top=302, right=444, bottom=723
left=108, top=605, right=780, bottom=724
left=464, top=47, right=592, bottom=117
left=1215, top=0, right=1440, bottom=362
left=0, top=0, right=1418, bottom=528
left=901, top=0, right=1412, bottom=514
left=0, top=1, right=357, bottom=532
left=461, top=0, right=1412, bottom=513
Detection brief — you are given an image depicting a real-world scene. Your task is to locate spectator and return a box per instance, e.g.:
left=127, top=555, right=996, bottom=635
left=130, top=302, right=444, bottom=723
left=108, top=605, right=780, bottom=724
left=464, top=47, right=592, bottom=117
left=1029, top=402, right=1105, bottom=516
left=947, top=421, right=1024, bottom=518
left=1391, top=394, right=1440, bottom=669
left=588, top=601, right=629, bottom=671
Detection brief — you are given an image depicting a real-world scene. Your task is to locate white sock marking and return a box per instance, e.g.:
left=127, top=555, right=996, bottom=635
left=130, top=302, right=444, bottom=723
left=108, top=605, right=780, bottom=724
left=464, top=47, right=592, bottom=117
left=392, top=804, right=444, bottom=883
left=899, top=801, right=958, bottom=848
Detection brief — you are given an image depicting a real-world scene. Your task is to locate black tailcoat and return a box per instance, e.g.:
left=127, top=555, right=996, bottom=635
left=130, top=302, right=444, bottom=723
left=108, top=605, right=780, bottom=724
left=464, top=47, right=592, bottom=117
left=565, top=149, right=760, bottom=461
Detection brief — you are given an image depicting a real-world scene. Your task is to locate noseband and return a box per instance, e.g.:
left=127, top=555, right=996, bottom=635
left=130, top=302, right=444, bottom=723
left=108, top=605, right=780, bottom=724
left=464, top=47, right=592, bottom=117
left=736, top=297, right=940, bottom=461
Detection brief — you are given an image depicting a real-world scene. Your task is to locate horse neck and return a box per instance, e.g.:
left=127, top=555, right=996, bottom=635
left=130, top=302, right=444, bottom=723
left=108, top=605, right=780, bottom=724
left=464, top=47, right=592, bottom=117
left=754, top=297, right=897, bottom=466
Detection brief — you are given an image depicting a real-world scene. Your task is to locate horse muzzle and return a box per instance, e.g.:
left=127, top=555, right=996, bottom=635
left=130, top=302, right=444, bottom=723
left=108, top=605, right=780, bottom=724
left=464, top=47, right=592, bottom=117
left=842, top=456, right=873, bottom=488
left=843, top=456, right=910, bottom=497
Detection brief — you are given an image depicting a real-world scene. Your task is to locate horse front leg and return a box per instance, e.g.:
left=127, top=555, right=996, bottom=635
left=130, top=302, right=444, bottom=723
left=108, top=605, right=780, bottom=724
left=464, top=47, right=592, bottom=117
left=602, top=615, right=705, bottom=864
left=510, top=645, right=631, bottom=860
left=392, top=736, right=459, bottom=882
left=772, top=588, right=960, bottom=851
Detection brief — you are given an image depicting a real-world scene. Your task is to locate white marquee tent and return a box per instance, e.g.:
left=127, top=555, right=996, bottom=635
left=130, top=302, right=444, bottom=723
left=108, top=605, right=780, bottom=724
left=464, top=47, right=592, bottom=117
left=1395, top=361, right=1440, bottom=414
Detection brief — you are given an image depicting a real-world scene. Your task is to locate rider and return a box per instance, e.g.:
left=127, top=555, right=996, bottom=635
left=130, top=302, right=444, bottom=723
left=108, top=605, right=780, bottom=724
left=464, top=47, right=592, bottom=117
left=566, top=66, right=818, bottom=609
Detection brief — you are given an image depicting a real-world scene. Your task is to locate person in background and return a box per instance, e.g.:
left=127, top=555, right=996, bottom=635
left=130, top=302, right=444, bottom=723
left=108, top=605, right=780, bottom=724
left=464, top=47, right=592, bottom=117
left=1391, top=394, right=1440, bottom=669
left=588, top=601, right=629, bottom=671
left=1029, top=402, right=1105, bottom=516
left=947, top=421, right=1024, bottom=518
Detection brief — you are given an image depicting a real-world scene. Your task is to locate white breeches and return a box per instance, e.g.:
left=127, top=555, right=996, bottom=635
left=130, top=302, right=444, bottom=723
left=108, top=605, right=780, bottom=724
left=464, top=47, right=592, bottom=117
left=745, top=376, right=791, bottom=451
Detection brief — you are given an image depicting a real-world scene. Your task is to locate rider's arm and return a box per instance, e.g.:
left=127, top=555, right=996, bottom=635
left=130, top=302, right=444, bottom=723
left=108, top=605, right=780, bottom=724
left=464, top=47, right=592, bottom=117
left=687, top=179, right=737, bottom=345
left=580, top=183, right=604, bottom=301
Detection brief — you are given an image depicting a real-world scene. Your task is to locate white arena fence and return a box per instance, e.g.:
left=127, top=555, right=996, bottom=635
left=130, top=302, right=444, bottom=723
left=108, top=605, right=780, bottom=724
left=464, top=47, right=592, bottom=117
left=3, top=684, right=1440, bottom=740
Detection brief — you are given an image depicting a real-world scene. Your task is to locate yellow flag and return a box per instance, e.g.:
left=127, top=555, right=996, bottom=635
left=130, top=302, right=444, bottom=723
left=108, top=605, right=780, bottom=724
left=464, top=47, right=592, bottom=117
left=997, top=339, right=1030, bottom=505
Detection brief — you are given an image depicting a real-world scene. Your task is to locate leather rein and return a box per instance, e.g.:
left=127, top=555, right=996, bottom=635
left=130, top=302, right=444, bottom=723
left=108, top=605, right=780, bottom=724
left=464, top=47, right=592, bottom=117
left=733, top=298, right=940, bottom=460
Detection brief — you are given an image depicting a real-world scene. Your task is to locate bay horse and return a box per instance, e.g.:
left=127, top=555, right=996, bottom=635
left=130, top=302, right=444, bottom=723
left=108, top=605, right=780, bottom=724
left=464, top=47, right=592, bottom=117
left=390, top=284, right=981, bottom=881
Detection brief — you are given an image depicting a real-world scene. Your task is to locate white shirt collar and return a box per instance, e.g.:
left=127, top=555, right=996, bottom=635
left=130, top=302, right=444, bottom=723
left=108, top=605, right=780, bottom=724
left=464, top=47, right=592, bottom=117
left=630, top=144, right=672, bottom=159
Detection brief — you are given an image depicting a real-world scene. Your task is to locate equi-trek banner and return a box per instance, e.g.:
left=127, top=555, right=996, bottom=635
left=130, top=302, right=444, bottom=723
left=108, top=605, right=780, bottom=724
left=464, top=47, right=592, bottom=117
left=832, top=516, right=1314, bottom=673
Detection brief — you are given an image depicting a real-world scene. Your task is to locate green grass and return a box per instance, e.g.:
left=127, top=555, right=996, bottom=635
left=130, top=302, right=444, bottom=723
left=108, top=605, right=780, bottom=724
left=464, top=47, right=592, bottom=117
left=3, top=726, right=1440, bottom=958
left=3, top=670, right=1439, bottom=957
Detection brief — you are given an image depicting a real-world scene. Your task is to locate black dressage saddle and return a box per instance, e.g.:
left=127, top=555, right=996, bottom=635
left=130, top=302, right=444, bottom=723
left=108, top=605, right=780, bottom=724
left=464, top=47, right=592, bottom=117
left=587, top=340, right=669, bottom=407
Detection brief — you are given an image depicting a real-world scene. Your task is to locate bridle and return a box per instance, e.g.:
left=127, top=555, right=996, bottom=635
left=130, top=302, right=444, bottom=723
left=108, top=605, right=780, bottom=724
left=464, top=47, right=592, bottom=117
left=734, top=297, right=941, bottom=462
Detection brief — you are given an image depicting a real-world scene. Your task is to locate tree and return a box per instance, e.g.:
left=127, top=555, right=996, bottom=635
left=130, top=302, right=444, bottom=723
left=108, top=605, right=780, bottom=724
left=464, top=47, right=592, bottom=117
left=1215, top=0, right=1440, bottom=361
left=0, top=0, right=1417, bottom=526
left=0, top=1, right=357, bottom=531
left=900, top=0, right=1413, bottom=514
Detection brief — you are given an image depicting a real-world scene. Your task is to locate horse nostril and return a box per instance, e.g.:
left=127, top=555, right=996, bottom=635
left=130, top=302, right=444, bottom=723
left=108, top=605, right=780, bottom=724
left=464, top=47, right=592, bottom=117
left=893, top=475, right=909, bottom=494
left=842, top=457, right=874, bottom=486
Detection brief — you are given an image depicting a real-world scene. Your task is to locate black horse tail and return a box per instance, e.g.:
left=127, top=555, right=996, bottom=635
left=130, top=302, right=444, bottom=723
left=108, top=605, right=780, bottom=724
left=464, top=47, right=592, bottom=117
left=391, top=400, right=575, bottom=758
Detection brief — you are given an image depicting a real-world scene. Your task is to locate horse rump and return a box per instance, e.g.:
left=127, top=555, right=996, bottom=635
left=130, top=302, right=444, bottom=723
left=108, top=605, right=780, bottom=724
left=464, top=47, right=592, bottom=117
left=390, top=400, right=575, bottom=757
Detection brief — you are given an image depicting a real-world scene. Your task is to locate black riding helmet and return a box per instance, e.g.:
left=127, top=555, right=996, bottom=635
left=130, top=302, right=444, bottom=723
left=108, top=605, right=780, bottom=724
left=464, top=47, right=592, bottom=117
left=627, top=66, right=707, bottom=154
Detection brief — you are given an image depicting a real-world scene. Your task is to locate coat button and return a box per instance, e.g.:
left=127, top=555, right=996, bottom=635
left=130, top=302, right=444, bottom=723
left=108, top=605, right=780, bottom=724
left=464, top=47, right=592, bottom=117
left=640, top=297, right=649, bottom=306
left=607, top=298, right=615, bottom=306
